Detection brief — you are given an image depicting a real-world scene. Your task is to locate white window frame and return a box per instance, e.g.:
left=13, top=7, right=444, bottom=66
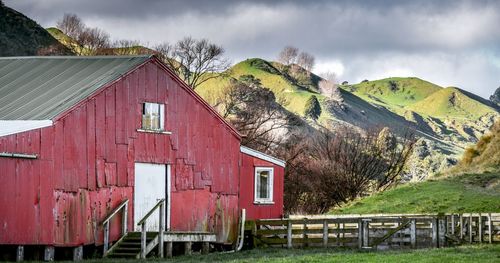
left=141, top=102, right=165, bottom=131
left=254, top=167, right=274, bottom=204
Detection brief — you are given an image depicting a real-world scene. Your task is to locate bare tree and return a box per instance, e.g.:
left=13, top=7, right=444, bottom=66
left=283, top=126, right=416, bottom=214
left=108, top=39, right=152, bottom=55
left=217, top=76, right=294, bottom=152
left=56, top=14, right=110, bottom=55
left=319, top=71, right=342, bottom=101
left=277, top=46, right=299, bottom=65
left=56, top=13, right=84, bottom=39
left=297, top=52, right=315, bottom=72
left=77, top=27, right=110, bottom=55
left=154, top=37, right=230, bottom=89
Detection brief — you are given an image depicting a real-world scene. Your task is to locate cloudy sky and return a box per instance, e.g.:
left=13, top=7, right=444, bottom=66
left=6, top=0, right=500, bottom=98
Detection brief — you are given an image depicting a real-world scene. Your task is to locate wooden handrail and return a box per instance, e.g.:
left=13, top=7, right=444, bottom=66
left=137, top=198, right=165, bottom=226
left=138, top=198, right=166, bottom=259
left=102, top=199, right=129, bottom=257
left=102, top=199, right=129, bottom=225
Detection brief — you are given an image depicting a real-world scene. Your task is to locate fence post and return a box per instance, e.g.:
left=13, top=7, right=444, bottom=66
left=432, top=217, right=438, bottom=248
left=323, top=219, right=328, bottom=248
left=159, top=202, right=165, bottom=258
left=103, top=222, right=109, bottom=256
left=122, top=203, right=128, bottom=236
left=141, top=223, right=147, bottom=259
left=303, top=218, right=309, bottom=247
left=362, top=219, right=370, bottom=248
left=459, top=214, right=464, bottom=240
left=410, top=219, right=416, bottom=248
left=336, top=222, right=341, bottom=246
left=287, top=219, right=292, bottom=249
left=469, top=214, right=473, bottom=243
left=478, top=213, right=483, bottom=243
left=451, top=214, right=455, bottom=235
left=438, top=216, right=446, bottom=247
left=16, top=245, right=24, bottom=262
left=488, top=213, right=492, bottom=244
left=358, top=218, right=363, bottom=249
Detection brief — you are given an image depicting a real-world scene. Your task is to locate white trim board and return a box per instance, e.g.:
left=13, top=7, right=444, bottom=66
left=0, top=120, right=53, bottom=137
left=240, top=146, right=286, bottom=167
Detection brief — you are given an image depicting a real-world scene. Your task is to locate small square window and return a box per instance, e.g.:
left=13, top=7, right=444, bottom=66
left=254, top=167, right=274, bottom=204
left=142, top=102, right=164, bottom=131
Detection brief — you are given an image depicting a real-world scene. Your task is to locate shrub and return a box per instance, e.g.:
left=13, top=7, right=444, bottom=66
left=304, top=95, right=321, bottom=120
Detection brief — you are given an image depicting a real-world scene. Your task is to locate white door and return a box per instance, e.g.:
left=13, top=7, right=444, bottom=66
left=134, top=163, right=167, bottom=231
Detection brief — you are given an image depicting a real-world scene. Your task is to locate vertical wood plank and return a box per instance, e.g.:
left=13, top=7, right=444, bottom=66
left=362, top=220, right=369, bottom=248
left=460, top=214, right=464, bottom=240
left=438, top=217, right=446, bottom=247
left=73, top=246, right=83, bottom=261
left=322, top=219, right=328, bottom=248
left=166, top=242, right=173, bottom=258
left=44, top=246, right=54, bottom=261
left=86, top=100, right=97, bottom=190
left=184, top=241, right=192, bottom=255
left=410, top=219, right=416, bottom=248
left=303, top=219, right=308, bottom=248
left=488, top=213, right=492, bottom=244
left=105, top=85, right=117, bottom=163
left=432, top=218, right=438, bottom=248
left=358, top=219, right=363, bottom=249
left=202, top=242, right=210, bottom=254
left=103, top=222, right=109, bottom=255
left=478, top=213, right=483, bottom=243
left=16, top=246, right=24, bottom=262
left=451, top=214, right=455, bottom=235
left=469, top=214, right=473, bottom=243
left=287, top=220, right=292, bottom=249
left=141, top=224, right=146, bottom=259
left=158, top=202, right=164, bottom=258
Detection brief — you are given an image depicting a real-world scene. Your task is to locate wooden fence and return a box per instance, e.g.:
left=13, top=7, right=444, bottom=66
left=250, top=213, right=500, bottom=249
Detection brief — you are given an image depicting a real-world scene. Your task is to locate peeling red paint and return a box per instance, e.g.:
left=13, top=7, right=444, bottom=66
left=0, top=57, right=283, bottom=247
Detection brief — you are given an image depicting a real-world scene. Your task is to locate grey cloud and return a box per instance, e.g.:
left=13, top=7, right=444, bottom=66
left=4, top=0, right=500, bottom=97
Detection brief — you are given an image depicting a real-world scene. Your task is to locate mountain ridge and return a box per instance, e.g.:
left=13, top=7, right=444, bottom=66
left=0, top=4, right=71, bottom=56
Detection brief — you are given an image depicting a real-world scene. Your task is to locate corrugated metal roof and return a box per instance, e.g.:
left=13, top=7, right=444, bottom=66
left=0, top=55, right=151, bottom=120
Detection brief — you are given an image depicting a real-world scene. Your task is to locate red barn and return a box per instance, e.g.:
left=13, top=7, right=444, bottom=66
left=0, top=55, right=284, bottom=260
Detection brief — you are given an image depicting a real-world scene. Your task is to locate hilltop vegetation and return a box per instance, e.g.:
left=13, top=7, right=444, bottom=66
left=0, top=3, right=71, bottom=56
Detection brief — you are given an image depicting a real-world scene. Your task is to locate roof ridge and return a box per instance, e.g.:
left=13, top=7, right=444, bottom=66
left=0, top=55, right=153, bottom=60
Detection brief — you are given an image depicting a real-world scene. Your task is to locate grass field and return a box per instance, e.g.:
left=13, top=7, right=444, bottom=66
left=81, top=245, right=500, bottom=262
left=332, top=172, right=500, bottom=215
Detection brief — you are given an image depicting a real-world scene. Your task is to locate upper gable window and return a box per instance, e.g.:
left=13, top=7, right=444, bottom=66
left=142, top=102, right=164, bottom=131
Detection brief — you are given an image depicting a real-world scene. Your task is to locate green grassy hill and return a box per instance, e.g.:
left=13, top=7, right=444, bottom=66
left=0, top=4, right=72, bottom=56
left=332, top=172, right=500, bottom=214
left=198, top=59, right=413, bottom=129
left=342, top=77, right=442, bottom=114
left=407, top=87, right=497, bottom=119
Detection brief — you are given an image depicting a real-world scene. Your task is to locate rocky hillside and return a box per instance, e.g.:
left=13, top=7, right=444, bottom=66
left=0, top=2, right=72, bottom=56
left=197, top=59, right=499, bottom=180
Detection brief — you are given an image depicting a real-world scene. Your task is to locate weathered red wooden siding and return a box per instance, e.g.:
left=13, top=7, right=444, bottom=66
left=0, top=57, right=241, bottom=246
left=239, top=152, right=284, bottom=220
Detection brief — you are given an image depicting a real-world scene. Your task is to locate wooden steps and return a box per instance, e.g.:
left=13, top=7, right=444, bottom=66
left=104, top=231, right=217, bottom=259
left=105, top=232, right=158, bottom=258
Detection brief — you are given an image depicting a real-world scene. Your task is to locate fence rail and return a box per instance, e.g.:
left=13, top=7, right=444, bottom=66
left=250, top=213, right=500, bottom=249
